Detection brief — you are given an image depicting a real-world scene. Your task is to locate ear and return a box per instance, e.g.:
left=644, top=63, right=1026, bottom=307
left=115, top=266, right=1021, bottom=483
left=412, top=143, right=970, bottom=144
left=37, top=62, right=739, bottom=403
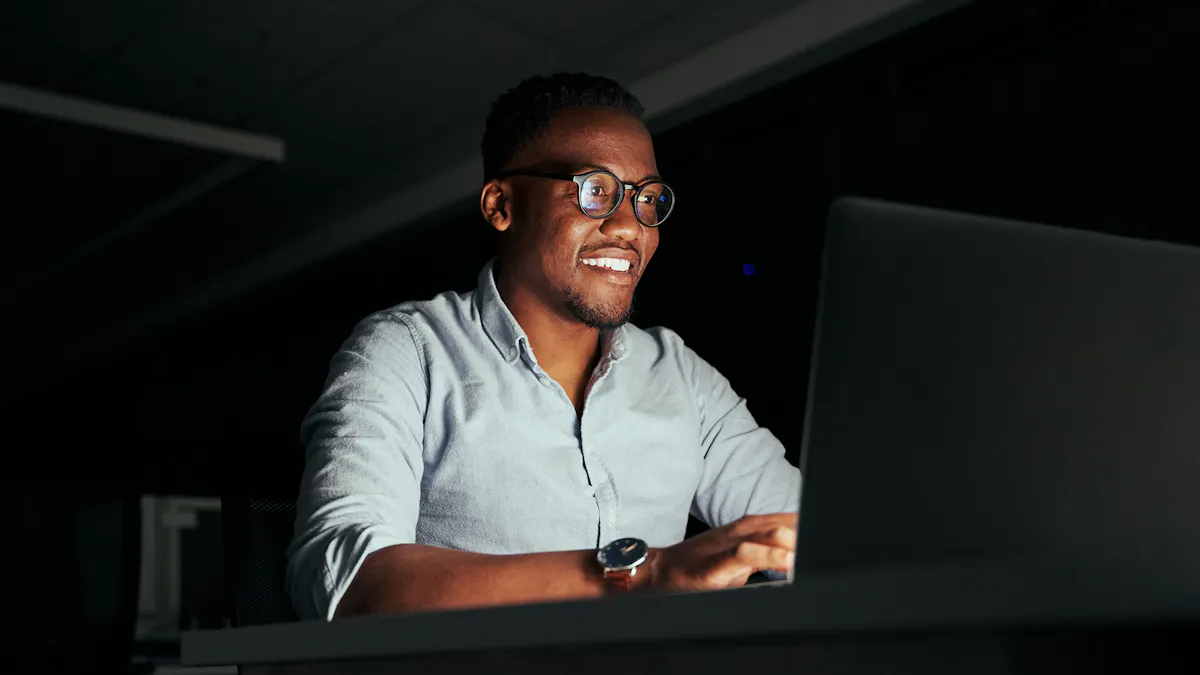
left=480, top=179, right=512, bottom=233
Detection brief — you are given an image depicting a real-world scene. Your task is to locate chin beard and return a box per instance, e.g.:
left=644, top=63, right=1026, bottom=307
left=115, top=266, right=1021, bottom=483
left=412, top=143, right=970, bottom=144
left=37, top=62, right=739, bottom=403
left=564, top=288, right=634, bottom=329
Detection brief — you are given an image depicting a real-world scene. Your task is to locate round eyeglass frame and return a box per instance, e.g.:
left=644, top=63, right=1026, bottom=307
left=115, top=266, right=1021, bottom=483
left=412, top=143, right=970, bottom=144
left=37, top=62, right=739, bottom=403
left=494, top=169, right=675, bottom=228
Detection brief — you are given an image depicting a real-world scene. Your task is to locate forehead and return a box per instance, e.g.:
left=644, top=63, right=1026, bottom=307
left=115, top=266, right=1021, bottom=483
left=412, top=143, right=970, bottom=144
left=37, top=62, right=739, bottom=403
left=521, top=107, right=658, bottom=178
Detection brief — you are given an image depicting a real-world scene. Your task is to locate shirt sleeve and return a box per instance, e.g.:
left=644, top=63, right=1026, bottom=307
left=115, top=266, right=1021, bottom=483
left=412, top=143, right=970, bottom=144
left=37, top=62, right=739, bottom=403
left=681, top=340, right=802, bottom=530
left=285, top=310, right=428, bottom=621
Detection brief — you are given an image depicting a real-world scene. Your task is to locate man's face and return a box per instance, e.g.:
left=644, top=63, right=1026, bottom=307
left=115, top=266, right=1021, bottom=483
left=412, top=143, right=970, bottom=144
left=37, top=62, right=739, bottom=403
left=493, top=107, right=661, bottom=329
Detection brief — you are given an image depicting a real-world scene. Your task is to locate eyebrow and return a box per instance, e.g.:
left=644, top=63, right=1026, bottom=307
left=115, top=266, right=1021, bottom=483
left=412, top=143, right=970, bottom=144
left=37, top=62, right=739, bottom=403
left=559, top=162, right=663, bottom=184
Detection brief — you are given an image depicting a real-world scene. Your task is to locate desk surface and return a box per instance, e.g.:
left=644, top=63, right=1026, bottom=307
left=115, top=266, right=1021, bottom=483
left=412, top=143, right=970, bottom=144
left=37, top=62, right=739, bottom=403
left=183, top=555, right=1200, bottom=667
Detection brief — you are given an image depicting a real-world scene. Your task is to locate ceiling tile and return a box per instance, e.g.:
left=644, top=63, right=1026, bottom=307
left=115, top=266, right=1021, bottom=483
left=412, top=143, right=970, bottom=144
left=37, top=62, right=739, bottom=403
left=0, top=26, right=90, bottom=90
left=458, top=0, right=689, bottom=55
left=78, top=0, right=429, bottom=122
left=612, top=0, right=810, bottom=81
left=0, top=0, right=172, bottom=60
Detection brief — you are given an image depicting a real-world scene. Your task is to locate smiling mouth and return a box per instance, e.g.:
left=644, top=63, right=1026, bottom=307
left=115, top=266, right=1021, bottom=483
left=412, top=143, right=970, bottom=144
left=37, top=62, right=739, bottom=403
left=581, top=257, right=633, bottom=273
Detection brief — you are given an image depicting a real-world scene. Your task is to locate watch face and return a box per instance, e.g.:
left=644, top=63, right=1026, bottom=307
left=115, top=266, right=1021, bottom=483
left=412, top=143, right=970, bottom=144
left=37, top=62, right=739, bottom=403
left=597, top=537, right=648, bottom=570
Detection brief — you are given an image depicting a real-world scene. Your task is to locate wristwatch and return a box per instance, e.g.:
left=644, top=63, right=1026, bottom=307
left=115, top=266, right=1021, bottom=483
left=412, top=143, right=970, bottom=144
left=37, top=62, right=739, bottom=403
left=596, top=537, right=649, bottom=592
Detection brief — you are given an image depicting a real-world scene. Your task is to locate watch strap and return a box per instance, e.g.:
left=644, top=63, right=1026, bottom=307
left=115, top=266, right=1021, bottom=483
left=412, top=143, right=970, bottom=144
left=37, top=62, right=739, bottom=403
left=603, top=567, right=635, bottom=592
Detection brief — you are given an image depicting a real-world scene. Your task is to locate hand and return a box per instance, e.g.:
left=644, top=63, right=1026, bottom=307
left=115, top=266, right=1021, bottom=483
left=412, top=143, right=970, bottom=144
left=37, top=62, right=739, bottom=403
left=644, top=513, right=798, bottom=592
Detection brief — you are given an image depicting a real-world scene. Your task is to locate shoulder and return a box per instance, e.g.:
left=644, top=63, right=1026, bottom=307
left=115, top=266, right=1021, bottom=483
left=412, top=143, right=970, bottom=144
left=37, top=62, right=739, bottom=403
left=622, top=323, right=737, bottom=406
left=351, top=288, right=478, bottom=352
left=623, top=323, right=685, bottom=357
left=621, top=323, right=713, bottom=381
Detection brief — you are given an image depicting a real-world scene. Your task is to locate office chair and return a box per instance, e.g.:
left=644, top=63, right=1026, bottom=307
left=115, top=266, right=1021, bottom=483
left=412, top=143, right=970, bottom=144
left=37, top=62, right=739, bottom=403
left=221, top=495, right=300, bottom=626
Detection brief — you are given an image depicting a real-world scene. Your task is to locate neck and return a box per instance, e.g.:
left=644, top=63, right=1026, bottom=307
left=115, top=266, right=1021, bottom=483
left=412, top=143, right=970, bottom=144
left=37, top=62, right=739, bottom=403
left=494, top=268, right=603, bottom=376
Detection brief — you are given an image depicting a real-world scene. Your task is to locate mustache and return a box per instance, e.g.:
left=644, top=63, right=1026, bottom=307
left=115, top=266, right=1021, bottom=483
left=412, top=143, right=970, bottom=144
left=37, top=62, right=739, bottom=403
left=578, top=242, right=640, bottom=260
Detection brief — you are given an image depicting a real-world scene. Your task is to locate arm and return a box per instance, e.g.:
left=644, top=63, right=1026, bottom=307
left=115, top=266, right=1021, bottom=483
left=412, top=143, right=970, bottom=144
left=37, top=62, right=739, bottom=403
left=681, top=341, right=802, bottom=529
left=286, top=310, right=427, bottom=620
left=342, top=510, right=802, bottom=615
left=335, top=545, right=618, bottom=617
left=287, top=311, right=648, bottom=620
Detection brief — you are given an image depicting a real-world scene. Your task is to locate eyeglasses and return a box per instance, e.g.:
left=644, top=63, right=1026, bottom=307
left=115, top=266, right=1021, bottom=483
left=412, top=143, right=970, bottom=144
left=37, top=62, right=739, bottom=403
left=495, top=169, right=675, bottom=228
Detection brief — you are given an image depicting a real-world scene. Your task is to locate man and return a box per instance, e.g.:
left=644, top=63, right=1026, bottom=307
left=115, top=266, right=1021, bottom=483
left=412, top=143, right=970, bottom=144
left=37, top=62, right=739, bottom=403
left=287, top=73, right=801, bottom=621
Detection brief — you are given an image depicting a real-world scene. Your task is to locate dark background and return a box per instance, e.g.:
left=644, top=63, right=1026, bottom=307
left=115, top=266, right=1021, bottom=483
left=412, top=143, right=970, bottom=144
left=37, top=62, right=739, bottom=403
left=4, top=0, right=1200, bottom=668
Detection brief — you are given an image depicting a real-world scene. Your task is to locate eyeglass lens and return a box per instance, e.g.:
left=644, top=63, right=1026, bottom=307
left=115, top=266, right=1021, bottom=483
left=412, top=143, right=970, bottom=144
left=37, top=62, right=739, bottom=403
left=579, top=172, right=674, bottom=226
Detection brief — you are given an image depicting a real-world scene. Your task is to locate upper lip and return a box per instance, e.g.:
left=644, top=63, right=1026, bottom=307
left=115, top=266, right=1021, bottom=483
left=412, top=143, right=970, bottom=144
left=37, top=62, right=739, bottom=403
left=579, top=247, right=640, bottom=269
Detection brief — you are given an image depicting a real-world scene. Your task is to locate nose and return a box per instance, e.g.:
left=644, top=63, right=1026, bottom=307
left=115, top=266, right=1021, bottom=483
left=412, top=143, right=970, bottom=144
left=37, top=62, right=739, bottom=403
left=599, top=191, right=643, bottom=241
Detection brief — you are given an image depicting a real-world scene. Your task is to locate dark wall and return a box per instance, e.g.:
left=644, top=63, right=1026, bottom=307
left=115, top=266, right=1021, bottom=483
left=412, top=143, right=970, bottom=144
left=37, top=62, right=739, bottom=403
left=17, top=0, right=1197, bottom=497
left=4, top=490, right=140, bottom=672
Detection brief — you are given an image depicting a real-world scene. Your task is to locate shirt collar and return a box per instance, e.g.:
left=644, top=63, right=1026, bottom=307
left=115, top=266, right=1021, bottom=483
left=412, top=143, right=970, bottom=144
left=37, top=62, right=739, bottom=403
left=604, top=322, right=631, bottom=363
left=476, top=258, right=632, bottom=365
left=477, top=259, right=528, bottom=363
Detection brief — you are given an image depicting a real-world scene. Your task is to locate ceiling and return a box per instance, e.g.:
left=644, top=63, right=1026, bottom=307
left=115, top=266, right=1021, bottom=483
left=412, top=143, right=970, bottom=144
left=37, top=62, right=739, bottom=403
left=0, top=0, right=967, bottom=391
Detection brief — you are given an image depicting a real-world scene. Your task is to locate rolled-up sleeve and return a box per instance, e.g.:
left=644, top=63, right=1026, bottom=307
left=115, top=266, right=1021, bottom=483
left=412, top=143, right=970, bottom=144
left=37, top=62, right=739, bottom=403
left=682, top=343, right=802, bottom=529
left=286, top=311, right=428, bottom=621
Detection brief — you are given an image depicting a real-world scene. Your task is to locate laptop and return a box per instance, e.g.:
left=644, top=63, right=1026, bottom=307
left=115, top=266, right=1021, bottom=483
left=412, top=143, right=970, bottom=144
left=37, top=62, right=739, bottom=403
left=793, top=197, right=1200, bottom=575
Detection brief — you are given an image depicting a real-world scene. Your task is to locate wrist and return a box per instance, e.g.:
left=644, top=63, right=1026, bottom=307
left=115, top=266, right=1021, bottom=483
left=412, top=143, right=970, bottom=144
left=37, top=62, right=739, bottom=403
left=632, top=548, right=663, bottom=591
left=597, top=538, right=656, bottom=594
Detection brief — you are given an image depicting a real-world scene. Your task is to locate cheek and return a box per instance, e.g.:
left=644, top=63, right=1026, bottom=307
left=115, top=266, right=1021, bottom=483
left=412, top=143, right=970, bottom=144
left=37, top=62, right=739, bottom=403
left=553, top=215, right=596, bottom=264
left=514, top=199, right=571, bottom=262
left=643, top=231, right=661, bottom=266
left=538, top=219, right=581, bottom=271
left=539, top=244, right=563, bottom=275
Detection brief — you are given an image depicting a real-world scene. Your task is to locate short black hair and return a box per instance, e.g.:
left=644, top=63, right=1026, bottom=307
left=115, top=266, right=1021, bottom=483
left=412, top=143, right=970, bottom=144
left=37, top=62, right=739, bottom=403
left=481, top=72, right=645, bottom=180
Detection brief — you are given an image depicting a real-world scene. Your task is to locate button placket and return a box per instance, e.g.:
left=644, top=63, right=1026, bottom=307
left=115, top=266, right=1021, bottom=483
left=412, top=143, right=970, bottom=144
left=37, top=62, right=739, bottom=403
left=579, top=359, right=621, bottom=544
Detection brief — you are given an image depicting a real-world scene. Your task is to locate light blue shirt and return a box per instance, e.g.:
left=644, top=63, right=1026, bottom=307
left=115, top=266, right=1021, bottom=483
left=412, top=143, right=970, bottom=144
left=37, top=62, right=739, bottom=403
left=287, top=260, right=801, bottom=620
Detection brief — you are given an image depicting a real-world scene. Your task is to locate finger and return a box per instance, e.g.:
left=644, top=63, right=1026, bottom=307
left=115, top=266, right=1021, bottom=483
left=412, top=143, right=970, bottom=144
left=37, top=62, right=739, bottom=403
left=731, top=540, right=795, bottom=574
left=751, top=524, right=798, bottom=552
left=744, top=512, right=799, bottom=527
left=732, top=512, right=800, bottom=536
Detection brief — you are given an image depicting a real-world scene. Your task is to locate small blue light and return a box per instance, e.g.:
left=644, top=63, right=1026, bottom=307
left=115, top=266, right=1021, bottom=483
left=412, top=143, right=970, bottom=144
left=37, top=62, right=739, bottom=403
left=742, top=263, right=756, bottom=276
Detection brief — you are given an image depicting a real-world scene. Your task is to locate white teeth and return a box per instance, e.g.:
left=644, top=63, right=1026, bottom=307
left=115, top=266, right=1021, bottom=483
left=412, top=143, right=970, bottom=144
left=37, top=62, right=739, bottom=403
left=582, top=257, right=631, bottom=272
